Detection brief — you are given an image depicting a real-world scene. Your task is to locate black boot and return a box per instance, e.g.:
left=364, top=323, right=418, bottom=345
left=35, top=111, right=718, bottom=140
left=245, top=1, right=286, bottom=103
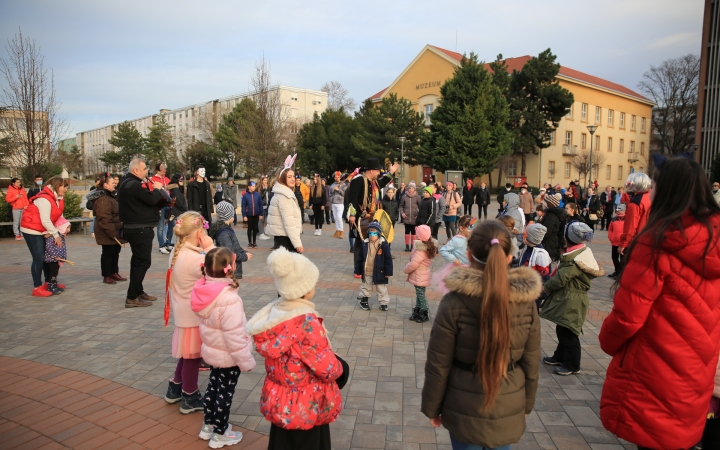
left=46, top=280, right=62, bottom=295
left=409, top=307, right=420, bottom=321
left=164, top=381, right=182, bottom=404
left=179, top=390, right=204, bottom=414
left=405, top=244, right=411, bottom=252
left=415, top=309, right=429, bottom=323
left=359, top=297, right=370, bottom=311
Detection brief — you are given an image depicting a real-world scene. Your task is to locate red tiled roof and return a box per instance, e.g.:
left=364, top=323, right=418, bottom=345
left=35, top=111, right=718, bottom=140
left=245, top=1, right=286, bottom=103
left=368, top=46, right=651, bottom=103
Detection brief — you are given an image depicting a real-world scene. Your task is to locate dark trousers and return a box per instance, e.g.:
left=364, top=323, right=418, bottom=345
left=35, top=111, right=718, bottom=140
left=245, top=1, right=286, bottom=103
left=297, top=198, right=305, bottom=223
left=246, top=216, right=259, bottom=244
left=703, top=418, right=720, bottom=450
left=24, top=234, right=49, bottom=288
left=273, top=236, right=297, bottom=253
left=173, top=357, right=201, bottom=393
left=552, top=325, right=581, bottom=372
left=432, top=223, right=441, bottom=239
left=353, top=231, right=363, bottom=275
left=312, top=205, right=324, bottom=229
left=325, top=208, right=331, bottom=224
left=46, top=262, right=59, bottom=281
left=124, top=227, right=154, bottom=300
left=478, top=204, right=488, bottom=219
left=203, top=366, right=240, bottom=435
left=445, top=221, right=457, bottom=240
left=101, top=244, right=121, bottom=277
left=463, top=204, right=473, bottom=216
left=611, top=246, right=622, bottom=273
left=600, top=210, right=612, bottom=229
left=268, top=423, right=331, bottom=450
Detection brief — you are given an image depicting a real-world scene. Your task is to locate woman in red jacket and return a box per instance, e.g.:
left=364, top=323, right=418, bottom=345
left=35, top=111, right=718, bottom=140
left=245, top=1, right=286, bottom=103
left=5, top=177, right=29, bottom=240
left=599, top=157, right=720, bottom=449
left=618, top=172, right=652, bottom=256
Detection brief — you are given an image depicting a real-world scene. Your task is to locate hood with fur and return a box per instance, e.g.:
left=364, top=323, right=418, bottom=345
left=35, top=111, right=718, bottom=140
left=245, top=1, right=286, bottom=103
left=444, top=266, right=542, bottom=304
left=86, top=189, right=106, bottom=202
left=564, top=246, right=605, bottom=277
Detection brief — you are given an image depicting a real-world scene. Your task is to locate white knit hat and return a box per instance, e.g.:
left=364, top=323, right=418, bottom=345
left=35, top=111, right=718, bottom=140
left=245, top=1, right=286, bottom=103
left=216, top=201, right=235, bottom=222
left=267, top=247, right=319, bottom=299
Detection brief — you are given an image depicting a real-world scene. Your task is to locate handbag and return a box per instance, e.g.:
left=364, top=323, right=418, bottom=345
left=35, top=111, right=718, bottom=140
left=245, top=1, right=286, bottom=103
left=335, top=354, right=350, bottom=389
left=589, top=213, right=598, bottom=221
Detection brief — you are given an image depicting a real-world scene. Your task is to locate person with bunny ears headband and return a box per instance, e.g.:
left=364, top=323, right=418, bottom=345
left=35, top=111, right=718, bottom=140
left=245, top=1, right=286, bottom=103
left=265, top=155, right=305, bottom=254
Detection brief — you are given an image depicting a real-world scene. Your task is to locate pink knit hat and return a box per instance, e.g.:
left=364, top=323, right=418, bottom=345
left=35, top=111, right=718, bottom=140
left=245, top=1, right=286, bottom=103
left=416, top=225, right=432, bottom=242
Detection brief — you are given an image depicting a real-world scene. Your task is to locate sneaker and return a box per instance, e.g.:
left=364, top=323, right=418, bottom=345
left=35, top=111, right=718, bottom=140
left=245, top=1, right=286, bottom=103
left=209, top=429, right=243, bottom=449
left=179, top=390, right=204, bottom=414
left=199, top=360, right=211, bottom=371
left=359, top=298, right=370, bottom=311
left=15, top=235, right=22, bottom=240
left=125, top=297, right=152, bottom=308
left=542, top=357, right=562, bottom=366
left=166, top=243, right=174, bottom=248
left=31, top=286, right=53, bottom=297
left=259, top=234, right=270, bottom=240
left=555, top=366, right=581, bottom=376
left=353, top=274, right=362, bottom=279
left=164, top=381, right=182, bottom=404
left=200, top=424, right=232, bottom=440
left=380, top=305, right=388, bottom=312
left=317, top=229, right=322, bottom=236
left=164, top=245, right=173, bottom=252
left=159, top=247, right=170, bottom=255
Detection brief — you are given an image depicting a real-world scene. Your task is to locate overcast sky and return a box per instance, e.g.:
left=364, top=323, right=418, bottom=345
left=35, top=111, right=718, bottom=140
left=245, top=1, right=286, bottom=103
left=0, top=0, right=705, bottom=138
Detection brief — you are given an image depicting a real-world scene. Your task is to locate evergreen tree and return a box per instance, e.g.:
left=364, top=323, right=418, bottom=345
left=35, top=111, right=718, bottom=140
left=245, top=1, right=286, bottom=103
left=215, top=98, right=260, bottom=177
left=102, top=121, right=145, bottom=168
left=145, top=115, right=174, bottom=168
left=297, top=108, right=359, bottom=175
left=409, top=53, right=512, bottom=179
left=353, top=93, right=424, bottom=166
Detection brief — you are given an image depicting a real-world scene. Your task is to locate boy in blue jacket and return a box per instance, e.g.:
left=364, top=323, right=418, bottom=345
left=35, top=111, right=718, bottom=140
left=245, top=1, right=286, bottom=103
left=359, top=221, right=393, bottom=312
left=241, top=181, right=264, bottom=248
left=209, top=201, right=250, bottom=279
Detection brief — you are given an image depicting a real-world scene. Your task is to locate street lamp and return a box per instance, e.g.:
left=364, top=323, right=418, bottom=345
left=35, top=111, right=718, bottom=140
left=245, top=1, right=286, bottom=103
left=399, top=136, right=406, bottom=184
left=587, top=125, right=597, bottom=187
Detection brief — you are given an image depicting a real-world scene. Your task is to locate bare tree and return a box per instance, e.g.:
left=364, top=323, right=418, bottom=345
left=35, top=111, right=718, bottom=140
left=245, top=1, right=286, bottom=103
left=638, top=54, right=699, bottom=155
left=0, top=29, right=69, bottom=178
left=495, top=154, right=515, bottom=187
left=571, top=149, right=606, bottom=186
left=321, top=81, right=357, bottom=113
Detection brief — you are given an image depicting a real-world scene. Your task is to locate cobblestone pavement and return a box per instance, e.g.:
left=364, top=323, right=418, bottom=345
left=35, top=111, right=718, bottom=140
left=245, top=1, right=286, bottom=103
left=0, top=220, right=635, bottom=449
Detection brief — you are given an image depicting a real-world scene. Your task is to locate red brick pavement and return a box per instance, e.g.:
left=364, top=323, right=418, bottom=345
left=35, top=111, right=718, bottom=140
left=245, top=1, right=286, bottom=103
left=0, top=356, right=268, bottom=450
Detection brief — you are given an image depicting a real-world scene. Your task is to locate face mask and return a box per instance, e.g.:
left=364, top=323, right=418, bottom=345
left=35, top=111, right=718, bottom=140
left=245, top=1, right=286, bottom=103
left=368, top=231, right=379, bottom=237
left=36, top=180, right=43, bottom=186
left=198, top=168, right=206, bottom=178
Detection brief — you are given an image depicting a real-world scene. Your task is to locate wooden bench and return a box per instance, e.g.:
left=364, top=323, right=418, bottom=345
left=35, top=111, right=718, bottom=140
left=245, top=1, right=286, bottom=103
left=0, top=217, right=94, bottom=235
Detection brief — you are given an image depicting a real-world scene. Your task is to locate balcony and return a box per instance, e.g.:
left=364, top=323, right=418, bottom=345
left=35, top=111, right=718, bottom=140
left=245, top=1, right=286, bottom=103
left=628, top=153, right=639, bottom=163
left=562, top=145, right=578, bottom=156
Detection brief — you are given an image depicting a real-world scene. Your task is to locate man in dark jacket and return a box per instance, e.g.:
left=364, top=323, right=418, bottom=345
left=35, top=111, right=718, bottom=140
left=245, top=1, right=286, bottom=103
left=540, top=193, right=567, bottom=262
left=599, top=186, right=616, bottom=230
left=475, top=181, right=490, bottom=219
left=117, top=158, right=165, bottom=308
left=186, top=165, right=213, bottom=222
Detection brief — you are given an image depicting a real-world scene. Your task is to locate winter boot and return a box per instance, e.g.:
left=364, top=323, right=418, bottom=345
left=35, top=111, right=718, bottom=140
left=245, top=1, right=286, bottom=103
left=46, top=280, right=62, bottom=295
left=414, top=309, right=429, bottom=323
left=179, top=390, right=204, bottom=414
left=359, top=297, right=370, bottom=311
left=338, top=231, right=344, bottom=239
left=164, top=381, right=182, bottom=404
left=409, top=307, right=420, bottom=321
left=331, top=230, right=338, bottom=238
left=404, top=234, right=411, bottom=251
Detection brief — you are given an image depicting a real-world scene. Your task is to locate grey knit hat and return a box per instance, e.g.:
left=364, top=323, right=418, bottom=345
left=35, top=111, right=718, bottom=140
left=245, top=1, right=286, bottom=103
left=216, top=201, right=235, bottom=223
left=565, top=221, right=594, bottom=245
left=525, top=223, right=547, bottom=246
left=408, top=181, right=416, bottom=189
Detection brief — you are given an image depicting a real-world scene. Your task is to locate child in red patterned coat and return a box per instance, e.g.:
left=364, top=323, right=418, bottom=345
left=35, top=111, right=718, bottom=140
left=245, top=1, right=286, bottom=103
left=247, top=247, right=344, bottom=450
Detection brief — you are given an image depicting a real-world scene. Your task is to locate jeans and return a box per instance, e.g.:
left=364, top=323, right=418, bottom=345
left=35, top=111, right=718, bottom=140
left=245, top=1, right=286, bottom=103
left=100, top=244, right=121, bottom=277
left=261, top=207, right=268, bottom=234
left=166, top=219, right=175, bottom=244
left=157, top=207, right=169, bottom=247
left=90, top=217, right=95, bottom=234
left=552, top=324, right=581, bottom=372
left=124, top=227, right=154, bottom=299
left=12, top=209, right=22, bottom=236
left=450, top=437, right=510, bottom=450
left=24, top=233, right=48, bottom=288
left=332, top=204, right=344, bottom=231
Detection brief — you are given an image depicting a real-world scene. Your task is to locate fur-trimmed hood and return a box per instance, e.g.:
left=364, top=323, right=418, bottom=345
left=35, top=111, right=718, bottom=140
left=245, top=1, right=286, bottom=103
left=167, top=183, right=179, bottom=191
left=563, top=246, right=605, bottom=277
left=444, top=266, right=542, bottom=304
left=246, top=298, right=318, bottom=337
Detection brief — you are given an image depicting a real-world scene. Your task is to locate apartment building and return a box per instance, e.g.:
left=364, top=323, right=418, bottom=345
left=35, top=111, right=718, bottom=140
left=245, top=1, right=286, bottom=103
left=698, top=0, right=720, bottom=174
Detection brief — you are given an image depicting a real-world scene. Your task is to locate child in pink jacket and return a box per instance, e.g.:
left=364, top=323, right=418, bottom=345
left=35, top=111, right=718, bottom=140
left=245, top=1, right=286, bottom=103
left=191, top=247, right=255, bottom=448
left=403, top=224, right=438, bottom=324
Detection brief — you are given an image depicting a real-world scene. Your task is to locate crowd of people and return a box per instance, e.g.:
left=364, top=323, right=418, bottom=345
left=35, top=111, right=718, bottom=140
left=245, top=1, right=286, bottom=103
left=7, top=152, right=720, bottom=449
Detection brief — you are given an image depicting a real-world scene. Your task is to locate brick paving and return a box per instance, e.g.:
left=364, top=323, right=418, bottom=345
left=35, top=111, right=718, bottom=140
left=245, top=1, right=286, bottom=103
left=0, top=220, right=635, bottom=449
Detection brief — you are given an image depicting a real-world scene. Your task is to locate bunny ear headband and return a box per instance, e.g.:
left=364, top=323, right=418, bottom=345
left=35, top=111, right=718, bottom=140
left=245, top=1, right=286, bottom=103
left=283, top=154, right=297, bottom=170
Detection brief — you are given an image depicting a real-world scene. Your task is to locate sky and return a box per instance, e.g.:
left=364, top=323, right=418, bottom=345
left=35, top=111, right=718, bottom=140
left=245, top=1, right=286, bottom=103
left=0, top=0, right=705, bottom=138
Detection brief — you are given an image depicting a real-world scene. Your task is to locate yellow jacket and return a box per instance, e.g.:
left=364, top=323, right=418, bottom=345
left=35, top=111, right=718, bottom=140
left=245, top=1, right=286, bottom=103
left=300, top=182, right=310, bottom=205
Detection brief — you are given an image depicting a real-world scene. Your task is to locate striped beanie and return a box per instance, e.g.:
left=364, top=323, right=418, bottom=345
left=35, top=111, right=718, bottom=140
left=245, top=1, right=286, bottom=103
left=216, top=201, right=235, bottom=223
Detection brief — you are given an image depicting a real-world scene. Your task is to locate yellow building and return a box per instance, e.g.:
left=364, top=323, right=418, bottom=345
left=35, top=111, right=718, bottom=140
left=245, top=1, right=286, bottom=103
left=369, top=45, right=655, bottom=189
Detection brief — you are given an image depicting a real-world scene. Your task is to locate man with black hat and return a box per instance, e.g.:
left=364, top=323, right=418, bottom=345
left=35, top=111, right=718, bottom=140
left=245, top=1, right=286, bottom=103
left=187, top=165, right=213, bottom=222
left=346, top=158, right=400, bottom=278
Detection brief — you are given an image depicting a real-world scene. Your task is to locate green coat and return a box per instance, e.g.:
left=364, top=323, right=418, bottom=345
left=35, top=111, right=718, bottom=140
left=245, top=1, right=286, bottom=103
left=540, top=246, right=605, bottom=335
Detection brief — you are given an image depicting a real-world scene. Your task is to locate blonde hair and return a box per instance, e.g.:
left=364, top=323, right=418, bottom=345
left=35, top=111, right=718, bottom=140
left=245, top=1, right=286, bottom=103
left=170, top=211, right=206, bottom=269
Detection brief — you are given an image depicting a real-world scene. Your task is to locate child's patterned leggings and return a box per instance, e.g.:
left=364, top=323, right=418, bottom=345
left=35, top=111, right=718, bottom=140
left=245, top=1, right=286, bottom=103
left=203, top=366, right=241, bottom=435
left=415, top=286, right=427, bottom=310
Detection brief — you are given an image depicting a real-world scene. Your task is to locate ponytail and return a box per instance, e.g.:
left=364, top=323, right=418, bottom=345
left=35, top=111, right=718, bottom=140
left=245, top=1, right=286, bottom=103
left=423, top=239, right=438, bottom=259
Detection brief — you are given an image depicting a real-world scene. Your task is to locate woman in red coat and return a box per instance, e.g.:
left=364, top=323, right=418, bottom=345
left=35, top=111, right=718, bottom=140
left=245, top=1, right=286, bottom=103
left=599, top=157, right=720, bottom=449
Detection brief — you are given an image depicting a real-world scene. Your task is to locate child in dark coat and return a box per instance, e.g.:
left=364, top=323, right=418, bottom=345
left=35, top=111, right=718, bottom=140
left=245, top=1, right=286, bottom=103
left=209, top=201, right=250, bottom=279
left=359, top=221, right=393, bottom=312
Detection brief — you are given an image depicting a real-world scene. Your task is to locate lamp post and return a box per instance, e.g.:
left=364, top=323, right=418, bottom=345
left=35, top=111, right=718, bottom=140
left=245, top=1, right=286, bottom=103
left=587, top=125, right=597, bottom=187
left=399, top=136, right=406, bottom=184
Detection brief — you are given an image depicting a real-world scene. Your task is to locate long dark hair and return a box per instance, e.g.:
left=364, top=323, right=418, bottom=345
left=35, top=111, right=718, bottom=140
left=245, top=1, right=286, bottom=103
left=614, top=158, right=720, bottom=291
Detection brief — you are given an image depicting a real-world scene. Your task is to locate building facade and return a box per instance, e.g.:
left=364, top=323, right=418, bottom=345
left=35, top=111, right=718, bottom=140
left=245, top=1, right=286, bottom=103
left=0, top=109, right=51, bottom=179
left=369, top=45, right=654, bottom=189
left=77, top=85, right=327, bottom=175
left=698, top=0, right=720, bottom=175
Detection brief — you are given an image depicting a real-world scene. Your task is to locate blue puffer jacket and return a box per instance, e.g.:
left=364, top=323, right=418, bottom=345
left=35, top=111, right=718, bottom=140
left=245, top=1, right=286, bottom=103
left=241, top=191, right=263, bottom=217
left=361, top=237, right=393, bottom=285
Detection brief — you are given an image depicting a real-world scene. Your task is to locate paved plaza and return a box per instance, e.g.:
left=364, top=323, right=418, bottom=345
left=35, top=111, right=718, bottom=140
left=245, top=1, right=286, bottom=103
left=0, top=220, right=635, bottom=449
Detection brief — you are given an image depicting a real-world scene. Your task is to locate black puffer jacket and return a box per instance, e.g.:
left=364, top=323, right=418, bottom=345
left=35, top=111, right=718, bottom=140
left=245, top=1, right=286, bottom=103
left=541, top=207, right=567, bottom=261
left=382, top=195, right=399, bottom=222
left=422, top=266, right=541, bottom=448
left=415, top=196, right=436, bottom=227
left=168, top=183, right=188, bottom=219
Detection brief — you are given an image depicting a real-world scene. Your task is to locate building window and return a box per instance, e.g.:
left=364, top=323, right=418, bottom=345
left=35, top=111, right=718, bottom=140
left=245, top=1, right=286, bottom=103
left=565, top=162, right=571, bottom=178
left=549, top=130, right=555, bottom=145
left=595, top=135, right=600, bottom=151
left=566, top=104, right=573, bottom=119
left=581, top=103, right=588, bottom=121
left=607, top=137, right=613, bottom=152
left=595, top=106, right=601, bottom=124
left=608, top=109, right=614, bottom=127
left=630, top=141, right=635, bottom=155
left=640, top=142, right=645, bottom=155
left=641, top=117, right=646, bottom=133
left=619, top=139, right=624, bottom=153
left=592, top=165, right=598, bottom=179
left=424, top=104, right=433, bottom=125
left=620, top=112, right=625, bottom=129
left=618, top=165, right=623, bottom=180
left=606, top=165, right=611, bottom=179
left=548, top=161, right=556, bottom=179
left=565, top=131, right=572, bottom=146
left=631, top=115, right=636, bottom=131
left=508, top=160, right=517, bottom=177
left=581, top=133, right=587, bottom=149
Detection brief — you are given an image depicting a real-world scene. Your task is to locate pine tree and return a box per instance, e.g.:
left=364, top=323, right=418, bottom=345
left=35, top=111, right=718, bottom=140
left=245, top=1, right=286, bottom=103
left=410, top=53, right=512, bottom=179
left=216, top=98, right=260, bottom=177
left=145, top=116, right=174, bottom=168
left=297, top=107, right=359, bottom=175
left=102, top=121, right=145, bottom=169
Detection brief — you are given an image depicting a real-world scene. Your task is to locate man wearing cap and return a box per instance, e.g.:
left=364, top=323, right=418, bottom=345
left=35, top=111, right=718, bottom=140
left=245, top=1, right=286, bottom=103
left=347, top=158, right=400, bottom=278
left=330, top=171, right=348, bottom=238
left=222, top=177, right=239, bottom=225
left=186, top=165, right=213, bottom=222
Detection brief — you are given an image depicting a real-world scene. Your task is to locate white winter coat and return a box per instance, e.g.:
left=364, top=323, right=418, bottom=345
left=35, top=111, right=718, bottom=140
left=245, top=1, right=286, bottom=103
left=265, top=182, right=303, bottom=249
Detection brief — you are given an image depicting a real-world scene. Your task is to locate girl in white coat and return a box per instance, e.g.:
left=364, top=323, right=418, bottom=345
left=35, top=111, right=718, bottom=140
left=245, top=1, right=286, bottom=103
left=191, top=247, right=256, bottom=448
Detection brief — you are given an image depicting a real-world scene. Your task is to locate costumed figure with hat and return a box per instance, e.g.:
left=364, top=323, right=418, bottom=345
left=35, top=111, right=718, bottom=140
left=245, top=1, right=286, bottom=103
left=346, top=158, right=399, bottom=279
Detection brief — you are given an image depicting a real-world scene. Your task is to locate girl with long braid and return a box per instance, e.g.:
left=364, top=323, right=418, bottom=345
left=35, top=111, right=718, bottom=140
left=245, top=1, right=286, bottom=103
left=163, top=211, right=215, bottom=414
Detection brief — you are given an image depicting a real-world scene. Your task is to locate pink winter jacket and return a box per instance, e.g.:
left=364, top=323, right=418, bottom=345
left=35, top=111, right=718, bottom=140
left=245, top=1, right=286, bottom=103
left=403, top=239, right=437, bottom=287
left=190, top=277, right=256, bottom=371
left=443, top=191, right=461, bottom=217
left=169, top=243, right=213, bottom=328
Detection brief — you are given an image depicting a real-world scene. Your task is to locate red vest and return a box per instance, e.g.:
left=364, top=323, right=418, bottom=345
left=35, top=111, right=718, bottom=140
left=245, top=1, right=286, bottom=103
left=21, top=187, right=65, bottom=233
